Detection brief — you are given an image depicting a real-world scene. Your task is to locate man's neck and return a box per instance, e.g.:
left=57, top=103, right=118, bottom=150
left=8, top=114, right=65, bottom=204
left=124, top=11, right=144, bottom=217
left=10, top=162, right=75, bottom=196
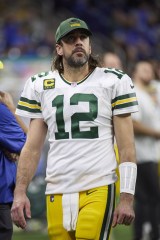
left=62, top=65, right=90, bottom=83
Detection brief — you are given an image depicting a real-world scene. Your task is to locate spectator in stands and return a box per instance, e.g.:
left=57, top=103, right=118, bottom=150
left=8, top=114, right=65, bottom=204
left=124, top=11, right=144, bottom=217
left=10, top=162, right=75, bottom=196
left=101, top=52, right=123, bottom=70
left=132, top=61, right=160, bottom=240
left=0, top=61, right=27, bottom=240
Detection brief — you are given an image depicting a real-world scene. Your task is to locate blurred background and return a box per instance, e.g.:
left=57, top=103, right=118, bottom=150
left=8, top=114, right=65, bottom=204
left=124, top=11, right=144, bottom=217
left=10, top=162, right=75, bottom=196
left=0, top=0, right=160, bottom=239
left=1, top=0, right=160, bottom=92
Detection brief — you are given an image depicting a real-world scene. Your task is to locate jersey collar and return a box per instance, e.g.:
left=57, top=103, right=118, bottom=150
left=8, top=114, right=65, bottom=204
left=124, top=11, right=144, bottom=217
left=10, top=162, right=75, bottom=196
left=59, top=70, right=94, bottom=85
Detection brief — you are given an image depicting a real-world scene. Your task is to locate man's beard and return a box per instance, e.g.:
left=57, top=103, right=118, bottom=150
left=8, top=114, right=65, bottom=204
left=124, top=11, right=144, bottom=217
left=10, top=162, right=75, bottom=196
left=65, top=50, right=90, bottom=68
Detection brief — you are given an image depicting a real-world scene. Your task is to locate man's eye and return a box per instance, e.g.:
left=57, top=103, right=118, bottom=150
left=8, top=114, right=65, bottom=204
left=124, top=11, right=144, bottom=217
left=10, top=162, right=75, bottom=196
left=80, top=34, right=87, bottom=40
left=68, top=36, right=74, bottom=41
left=63, top=33, right=88, bottom=43
left=64, top=36, right=74, bottom=43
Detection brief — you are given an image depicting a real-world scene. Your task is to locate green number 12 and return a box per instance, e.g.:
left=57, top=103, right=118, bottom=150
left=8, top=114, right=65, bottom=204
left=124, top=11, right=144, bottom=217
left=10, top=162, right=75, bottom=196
left=52, top=93, right=98, bottom=140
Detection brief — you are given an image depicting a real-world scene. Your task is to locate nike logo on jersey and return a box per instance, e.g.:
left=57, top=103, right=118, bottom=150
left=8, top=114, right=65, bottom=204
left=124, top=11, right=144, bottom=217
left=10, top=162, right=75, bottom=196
left=130, top=85, right=134, bottom=89
left=86, top=190, right=97, bottom=195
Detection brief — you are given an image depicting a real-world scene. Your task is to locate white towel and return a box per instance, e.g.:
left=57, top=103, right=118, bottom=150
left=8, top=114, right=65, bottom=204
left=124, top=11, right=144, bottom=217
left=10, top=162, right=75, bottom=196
left=62, top=193, right=79, bottom=231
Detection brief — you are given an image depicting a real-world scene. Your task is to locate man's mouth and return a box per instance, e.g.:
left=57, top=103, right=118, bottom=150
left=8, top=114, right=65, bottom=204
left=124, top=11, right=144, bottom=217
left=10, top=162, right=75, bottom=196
left=73, top=48, right=85, bottom=54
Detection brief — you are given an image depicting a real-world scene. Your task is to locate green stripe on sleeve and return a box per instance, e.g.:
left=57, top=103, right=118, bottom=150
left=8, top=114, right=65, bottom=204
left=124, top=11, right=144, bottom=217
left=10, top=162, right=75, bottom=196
left=20, top=97, right=41, bottom=106
left=17, top=97, right=42, bottom=113
left=112, top=93, right=136, bottom=104
left=112, top=101, right=138, bottom=110
left=17, top=105, right=42, bottom=113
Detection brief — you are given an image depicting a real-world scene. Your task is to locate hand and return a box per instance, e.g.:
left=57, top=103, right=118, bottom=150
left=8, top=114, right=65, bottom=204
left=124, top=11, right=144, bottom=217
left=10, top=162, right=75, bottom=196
left=112, top=193, right=135, bottom=228
left=0, top=91, right=15, bottom=112
left=7, top=152, right=19, bottom=162
left=11, top=191, right=31, bottom=229
left=2, top=148, right=19, bottom=162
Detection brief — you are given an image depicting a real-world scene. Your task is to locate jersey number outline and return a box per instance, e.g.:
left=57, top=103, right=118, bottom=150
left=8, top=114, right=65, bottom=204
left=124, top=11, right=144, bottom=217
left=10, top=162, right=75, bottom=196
left=52, top=93, right=98, bottom=139
left=104, top=68, right=125, bottom=79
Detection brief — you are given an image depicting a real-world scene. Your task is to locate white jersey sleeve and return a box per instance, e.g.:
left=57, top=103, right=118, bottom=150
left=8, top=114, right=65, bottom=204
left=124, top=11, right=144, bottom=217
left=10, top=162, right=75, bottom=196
left=111, top=71, right=138, bottom=115
left=16, top=73, right=47, bottom=118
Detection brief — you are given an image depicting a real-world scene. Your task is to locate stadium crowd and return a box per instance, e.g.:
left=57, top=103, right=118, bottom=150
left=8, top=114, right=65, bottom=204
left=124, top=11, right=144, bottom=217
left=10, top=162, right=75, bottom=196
left=0, top=0, right=160, bottom=75
left=0, top=1, right=160, bottom=239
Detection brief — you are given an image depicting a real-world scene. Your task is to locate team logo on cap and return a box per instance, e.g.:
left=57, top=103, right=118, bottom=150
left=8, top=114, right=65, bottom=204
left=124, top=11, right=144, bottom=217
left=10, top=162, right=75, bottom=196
left=43, top=78, right=55, bottom=90
left=70, top=19, right=81, bottom=27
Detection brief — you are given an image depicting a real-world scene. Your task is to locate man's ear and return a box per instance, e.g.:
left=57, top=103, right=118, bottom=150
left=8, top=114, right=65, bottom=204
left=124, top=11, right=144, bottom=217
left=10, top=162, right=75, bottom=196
left=56, top=44, right=63, bottom=56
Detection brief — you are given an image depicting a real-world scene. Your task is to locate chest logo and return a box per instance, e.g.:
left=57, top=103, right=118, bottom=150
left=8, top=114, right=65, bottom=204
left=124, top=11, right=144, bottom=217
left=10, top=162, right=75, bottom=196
left=43, top=78, right=55, bottom=90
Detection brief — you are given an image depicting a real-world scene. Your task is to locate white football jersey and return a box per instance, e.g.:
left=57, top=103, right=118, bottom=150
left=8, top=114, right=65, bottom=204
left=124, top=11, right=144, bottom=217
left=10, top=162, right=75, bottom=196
left=16, top=67, right=138, bottom=194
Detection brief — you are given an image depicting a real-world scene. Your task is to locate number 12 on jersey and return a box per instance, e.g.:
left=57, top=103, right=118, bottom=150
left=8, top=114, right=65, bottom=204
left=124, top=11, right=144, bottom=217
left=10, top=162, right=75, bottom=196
left=52, top=93, right=98, bottom=140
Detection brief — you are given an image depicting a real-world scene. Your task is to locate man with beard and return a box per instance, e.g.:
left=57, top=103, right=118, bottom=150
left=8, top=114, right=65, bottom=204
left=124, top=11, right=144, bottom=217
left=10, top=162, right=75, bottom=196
left=11, top=18, right=138, bottom=240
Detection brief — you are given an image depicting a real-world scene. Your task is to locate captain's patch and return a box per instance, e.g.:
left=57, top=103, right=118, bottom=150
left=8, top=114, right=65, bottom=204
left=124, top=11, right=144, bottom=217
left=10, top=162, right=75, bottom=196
left=43, top=79, right=55, bottom=90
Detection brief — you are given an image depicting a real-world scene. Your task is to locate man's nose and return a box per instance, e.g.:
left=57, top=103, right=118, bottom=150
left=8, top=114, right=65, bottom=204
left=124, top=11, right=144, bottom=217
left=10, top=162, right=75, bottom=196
left=75, top=37, right=83, bottom=45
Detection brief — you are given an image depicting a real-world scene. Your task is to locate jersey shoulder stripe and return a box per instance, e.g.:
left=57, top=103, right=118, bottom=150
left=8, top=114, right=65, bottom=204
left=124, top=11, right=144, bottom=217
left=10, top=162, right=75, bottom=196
left=17, top=71, right=56, bottom=113
left=112, top=93, right=138, bottom=110
left=17, top=96, right=42, bottom=113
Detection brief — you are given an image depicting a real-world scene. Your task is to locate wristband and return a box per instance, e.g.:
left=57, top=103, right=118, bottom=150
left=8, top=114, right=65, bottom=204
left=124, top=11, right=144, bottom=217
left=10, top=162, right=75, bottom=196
left=119, top=162, right=137, bottom=195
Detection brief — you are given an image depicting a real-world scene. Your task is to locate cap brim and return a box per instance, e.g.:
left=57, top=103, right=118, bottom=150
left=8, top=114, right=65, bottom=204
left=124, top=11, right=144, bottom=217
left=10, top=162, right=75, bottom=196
left=57, top=28, right=92, bottom=43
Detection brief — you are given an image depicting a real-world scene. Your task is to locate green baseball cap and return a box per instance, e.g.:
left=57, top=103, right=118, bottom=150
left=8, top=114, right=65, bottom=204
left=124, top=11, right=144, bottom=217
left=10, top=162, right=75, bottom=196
left=55, top=17, right=92, bottom=43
